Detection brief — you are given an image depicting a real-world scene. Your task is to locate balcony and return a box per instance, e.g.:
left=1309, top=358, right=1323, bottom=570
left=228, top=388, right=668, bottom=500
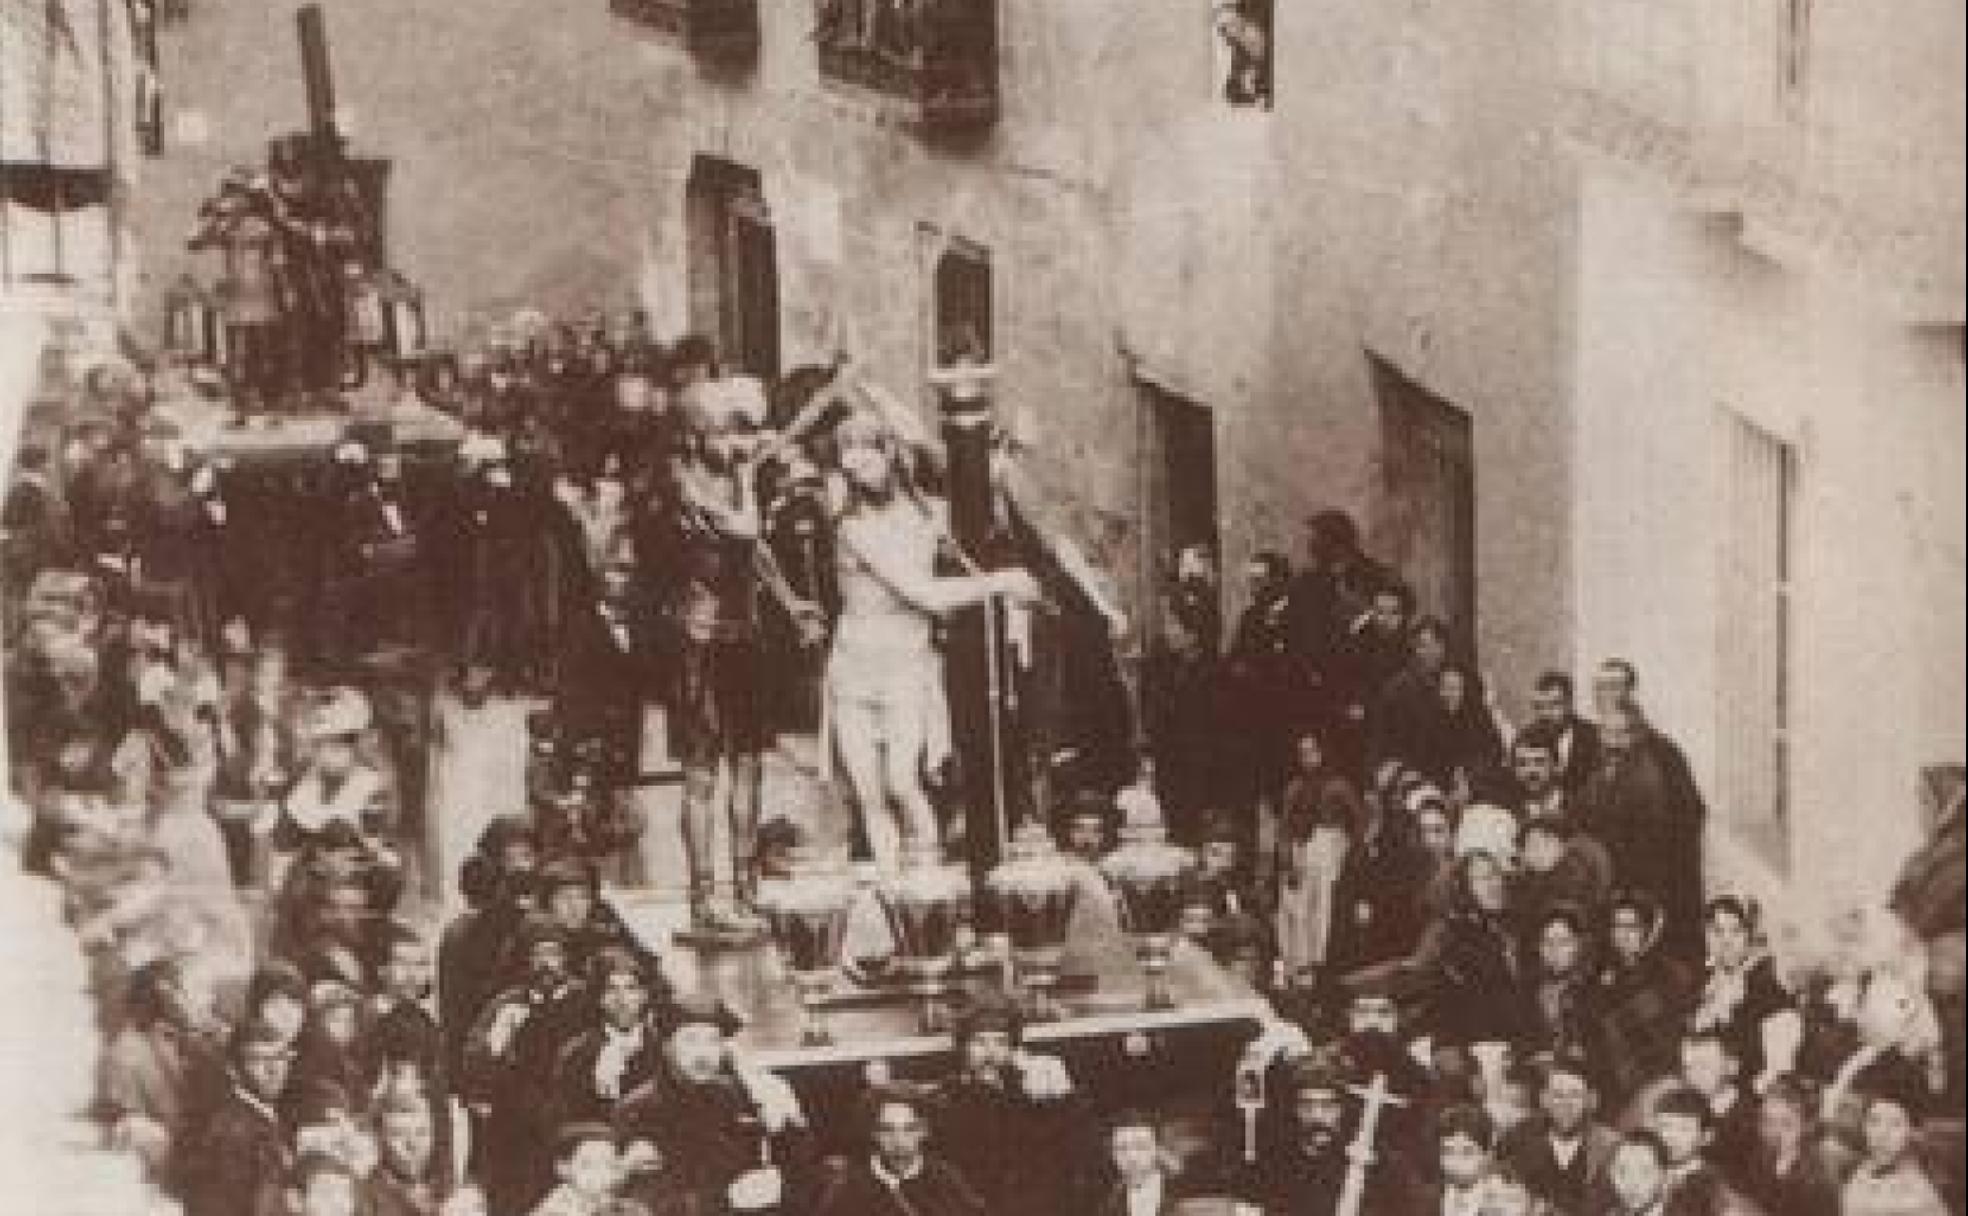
left=815, top=0, right=1000, bottom=138
left=610, top=0, right=759, bottom=62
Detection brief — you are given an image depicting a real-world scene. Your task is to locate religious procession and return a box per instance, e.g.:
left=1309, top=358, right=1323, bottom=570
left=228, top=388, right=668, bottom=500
left=2, top=1, right=1963, bottom=1216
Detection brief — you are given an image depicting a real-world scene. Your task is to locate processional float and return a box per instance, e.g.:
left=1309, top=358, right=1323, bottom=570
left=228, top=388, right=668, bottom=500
left=749, top=358, right=1190, bottom=1027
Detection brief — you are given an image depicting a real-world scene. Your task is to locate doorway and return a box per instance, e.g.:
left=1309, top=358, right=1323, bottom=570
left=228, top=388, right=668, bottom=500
left=1136, top=379, right=1220, bottom=639
left=1369, top=353, right=1476, bottom=638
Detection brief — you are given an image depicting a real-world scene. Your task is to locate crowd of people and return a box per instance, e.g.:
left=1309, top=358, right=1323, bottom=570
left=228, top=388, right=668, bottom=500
left=0, top=309, right=1963, bottom=1216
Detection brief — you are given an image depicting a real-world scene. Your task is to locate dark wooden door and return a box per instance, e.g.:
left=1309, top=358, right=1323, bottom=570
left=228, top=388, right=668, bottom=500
left=1370, top=353, right=1476, bottom=638
left=1137, top=380, right=1220, bottom=635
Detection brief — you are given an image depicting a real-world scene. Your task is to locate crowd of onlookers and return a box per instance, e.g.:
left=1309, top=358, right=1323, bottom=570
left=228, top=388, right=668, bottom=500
left=0, top=312, right=1963, bottom=1215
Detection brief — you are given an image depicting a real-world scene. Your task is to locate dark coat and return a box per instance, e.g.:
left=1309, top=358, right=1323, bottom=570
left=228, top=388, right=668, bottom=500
left=460, top=978, right=592, bottom=1213
left=557, top=597, right=662, bottom=774
left=1595, top=950, right=1695, bottom=1099
left=931, top=1069, right=1094, bottom=1216
left=1224, top=588, right=1314, bottom=792
left=615, top=1063, right=817, bottom=1216
left=1283, top=557, right=1393, bottom=690
left=178, top=1088, right=290, bottom=1216
left=438, top=904, right=523, bottom=1076
left=1329, top=826, right=1435, bottom=971
left=549, top=1023, right=663, bottom=1128
left=1140, top=645, right=1227, bottom=838
left=1412, top=908, right=1533, bottom=1048
left=1693, top=956, right=1795, bottom=1083
left=811, top=1157, right=991, bottom=1216
left=1549, top=715, right=1603, bottom=796
left=1579, top=732, right=1708, bottom=961
left=1499, top=1119, right=1619, bottom=1214
left=372, top=997, right=445, bottom=1085
left=1241, top=1135, right=1414, bottom=1216
left=1735, top=1149, right=1841, bottom=1216
left=1082, top=1174, right=1207, bottom=1216
left=363, top=1170, right=446, bottom=1216
left=1662, top=1163, right=1731, bottom=1216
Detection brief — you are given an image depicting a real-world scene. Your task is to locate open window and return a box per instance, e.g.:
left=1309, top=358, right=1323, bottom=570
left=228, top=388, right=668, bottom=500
left=1212, top=0, right=1274, bottom=110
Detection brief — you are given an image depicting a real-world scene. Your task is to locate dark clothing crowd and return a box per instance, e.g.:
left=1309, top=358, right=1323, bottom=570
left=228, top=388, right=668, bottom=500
left=2, top=325, right=1964, bottom=1216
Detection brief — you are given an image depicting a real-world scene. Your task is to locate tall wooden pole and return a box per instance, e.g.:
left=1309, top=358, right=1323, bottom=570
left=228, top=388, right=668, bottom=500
left=938, top=363, right=1007, bottom=888
left=297, top=5, right=337, bottom=144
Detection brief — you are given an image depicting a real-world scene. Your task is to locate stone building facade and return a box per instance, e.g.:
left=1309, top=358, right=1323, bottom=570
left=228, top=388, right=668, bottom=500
left=52, top=0, right=1968, bottom=920
left=127, top=0, right=1580, bottom=717
left=1564, top=0, right=1966, bottom=923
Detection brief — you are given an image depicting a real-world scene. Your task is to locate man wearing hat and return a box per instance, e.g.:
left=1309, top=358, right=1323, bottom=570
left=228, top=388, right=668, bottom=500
left=535, top=854, right=652, bottom=978
left=615, top=991, right=813, bottom=1215
left=461, top=913, right=592, bottom=1214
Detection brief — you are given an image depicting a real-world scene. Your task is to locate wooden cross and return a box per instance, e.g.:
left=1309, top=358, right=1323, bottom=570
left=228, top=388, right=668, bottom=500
left=1336, top=1072, right=1409, bottom=1216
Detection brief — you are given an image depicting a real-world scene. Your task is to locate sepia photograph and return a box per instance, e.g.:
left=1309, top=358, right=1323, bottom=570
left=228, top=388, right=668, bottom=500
left=0, top=0, right=1961, bottom=1213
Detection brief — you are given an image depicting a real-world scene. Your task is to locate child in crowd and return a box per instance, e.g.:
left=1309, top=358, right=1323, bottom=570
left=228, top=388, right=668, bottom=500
left=1841, top=1070, right=1949, bottom=1216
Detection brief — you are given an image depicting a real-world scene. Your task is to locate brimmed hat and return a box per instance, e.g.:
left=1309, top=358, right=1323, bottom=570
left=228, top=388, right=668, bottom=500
left=1283, top=1051, right=1351, bottom=1098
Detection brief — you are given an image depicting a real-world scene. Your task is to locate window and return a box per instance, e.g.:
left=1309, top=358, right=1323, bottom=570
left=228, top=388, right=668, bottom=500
left=1778, top=0, right=1810, bottom=111
left=1212, top=0, right=1274, bottom=110
left=685, top=157, right=780, bottom=379
left=1717, top=411, right=1797, bottom=866
left=933, top=239, right=992, bottom=366
left=815, top=0, right=1000, bottom=134
left=131, top=0, right=164, bottom=156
